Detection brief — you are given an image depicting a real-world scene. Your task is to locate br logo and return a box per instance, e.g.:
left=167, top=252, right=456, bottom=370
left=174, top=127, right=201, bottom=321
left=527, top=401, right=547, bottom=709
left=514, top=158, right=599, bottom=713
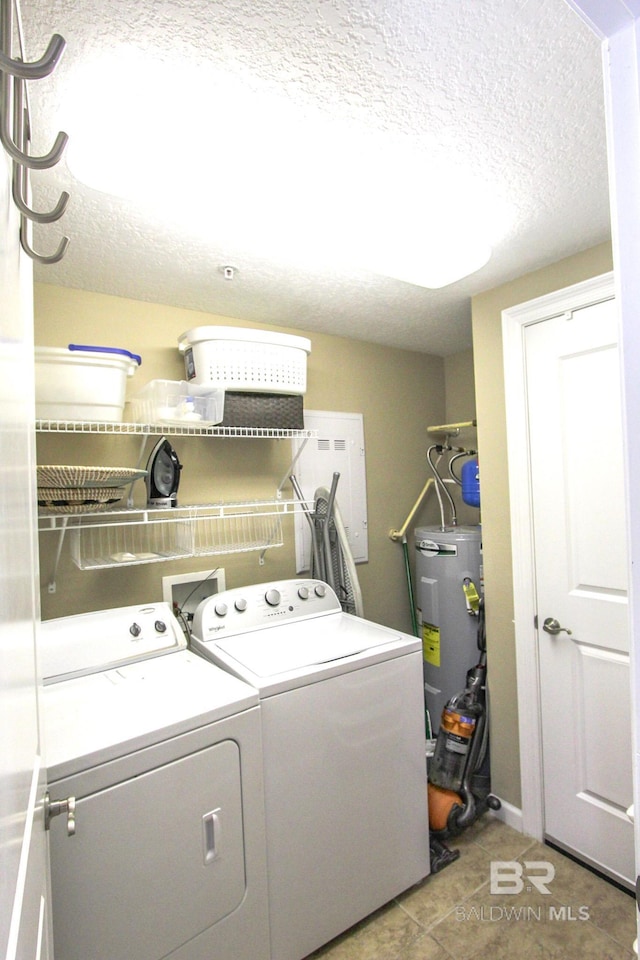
left=490, top=861, right=555, bottom=895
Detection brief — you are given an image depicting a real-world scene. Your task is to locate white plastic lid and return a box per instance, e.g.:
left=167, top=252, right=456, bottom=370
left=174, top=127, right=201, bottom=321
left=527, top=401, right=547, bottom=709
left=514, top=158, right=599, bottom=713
left=35, top=346, right=141, bottom=374
left=68, top=344, right=142, bottom=365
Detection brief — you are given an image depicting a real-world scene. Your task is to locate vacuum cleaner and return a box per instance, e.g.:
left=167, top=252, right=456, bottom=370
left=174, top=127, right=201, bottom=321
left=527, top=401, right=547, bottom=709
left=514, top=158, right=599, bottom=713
left=428, top=598, right=501, bottom=842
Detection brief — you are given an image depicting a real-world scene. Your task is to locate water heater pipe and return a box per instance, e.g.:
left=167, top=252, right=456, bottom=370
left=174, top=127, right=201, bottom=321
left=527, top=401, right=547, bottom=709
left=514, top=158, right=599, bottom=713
left=389, top=476, right=458, bottom=541
left=427, top=445, right=457, bottom=529
left=427, top=419, right=477, bottom=435
left=389, top=478, right=435, bottom=541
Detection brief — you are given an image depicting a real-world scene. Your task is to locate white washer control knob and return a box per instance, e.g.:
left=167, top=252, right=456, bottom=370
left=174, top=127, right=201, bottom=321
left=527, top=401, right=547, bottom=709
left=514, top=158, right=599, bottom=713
left=297, top=586, right=309, bottom=600
left=314, top=583, right=326, bottom=597
left=214, top=602, right=228, bottom=617
left=265, top=588, right=281, bottom=607
left=235, top=598, right=248, bottom=612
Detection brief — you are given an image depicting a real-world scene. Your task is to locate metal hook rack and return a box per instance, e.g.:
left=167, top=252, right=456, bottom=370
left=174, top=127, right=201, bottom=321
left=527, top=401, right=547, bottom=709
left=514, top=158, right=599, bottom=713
left=0, top=0, right=70, bottom=260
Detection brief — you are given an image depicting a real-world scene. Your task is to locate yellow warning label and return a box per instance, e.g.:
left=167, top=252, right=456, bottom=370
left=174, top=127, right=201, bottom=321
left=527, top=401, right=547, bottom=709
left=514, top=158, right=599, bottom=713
left=422, top=622, right=441, bottom=667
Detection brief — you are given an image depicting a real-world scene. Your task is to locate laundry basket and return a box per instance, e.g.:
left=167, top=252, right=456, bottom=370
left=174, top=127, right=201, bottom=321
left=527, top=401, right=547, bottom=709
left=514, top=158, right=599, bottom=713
left=178, top=327, right=311, bottom=395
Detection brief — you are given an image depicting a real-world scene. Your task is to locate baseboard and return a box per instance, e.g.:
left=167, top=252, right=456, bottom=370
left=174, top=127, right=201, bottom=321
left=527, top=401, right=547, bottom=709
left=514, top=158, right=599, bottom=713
left=488, top=797, right=524, bottom=833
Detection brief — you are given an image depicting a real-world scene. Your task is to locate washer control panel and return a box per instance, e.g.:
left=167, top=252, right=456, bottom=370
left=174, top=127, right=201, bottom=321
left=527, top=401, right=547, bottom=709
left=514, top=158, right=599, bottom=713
left=191, top=579, right=341, bottom=641
left=40, top=602, right=185, bottom=684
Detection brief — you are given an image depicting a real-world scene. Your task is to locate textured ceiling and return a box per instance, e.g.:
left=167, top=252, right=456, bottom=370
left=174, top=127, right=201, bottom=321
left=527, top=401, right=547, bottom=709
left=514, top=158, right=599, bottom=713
left=18, top=0, right=608, bottom=355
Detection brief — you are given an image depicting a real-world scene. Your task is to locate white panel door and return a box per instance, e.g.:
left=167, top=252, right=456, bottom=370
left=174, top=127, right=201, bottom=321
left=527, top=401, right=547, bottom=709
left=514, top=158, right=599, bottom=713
left=524, top=295, right=634, bottom=884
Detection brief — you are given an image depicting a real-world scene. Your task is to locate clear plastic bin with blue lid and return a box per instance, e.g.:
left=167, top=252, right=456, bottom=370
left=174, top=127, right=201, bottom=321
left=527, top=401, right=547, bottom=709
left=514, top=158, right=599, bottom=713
left=35, top=343, right=141, bottom=422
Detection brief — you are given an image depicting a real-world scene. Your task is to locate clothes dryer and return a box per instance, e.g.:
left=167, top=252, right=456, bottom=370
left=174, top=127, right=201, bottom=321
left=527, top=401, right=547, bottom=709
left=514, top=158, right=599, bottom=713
left=191, top=578, right=430, bottom=960
left=40, top=602, right=270, bottom=960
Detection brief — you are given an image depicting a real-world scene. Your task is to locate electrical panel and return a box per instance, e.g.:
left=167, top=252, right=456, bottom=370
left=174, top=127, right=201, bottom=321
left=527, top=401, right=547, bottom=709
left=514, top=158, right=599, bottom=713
left=291, top=411, right=368, bottom=573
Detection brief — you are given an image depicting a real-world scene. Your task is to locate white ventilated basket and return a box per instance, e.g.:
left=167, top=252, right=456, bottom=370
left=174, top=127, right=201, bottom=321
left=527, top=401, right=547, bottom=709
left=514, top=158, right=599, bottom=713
left=178, top=326, right=311, bottom=395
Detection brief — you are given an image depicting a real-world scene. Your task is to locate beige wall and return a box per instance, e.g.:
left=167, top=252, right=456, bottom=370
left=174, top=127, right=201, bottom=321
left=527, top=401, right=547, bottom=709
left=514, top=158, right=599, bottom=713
left=35, top=284, right=457, bottom=632
left=443, top=348, right=478, bottom=527
left=444, top=349, right=475, bottom=424
left=471, top=241, right=613, bottom=810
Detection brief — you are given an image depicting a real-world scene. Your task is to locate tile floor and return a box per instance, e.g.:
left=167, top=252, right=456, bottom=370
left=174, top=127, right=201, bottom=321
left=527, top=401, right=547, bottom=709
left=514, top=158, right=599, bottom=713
left=305, top=816, right=637, bottom=960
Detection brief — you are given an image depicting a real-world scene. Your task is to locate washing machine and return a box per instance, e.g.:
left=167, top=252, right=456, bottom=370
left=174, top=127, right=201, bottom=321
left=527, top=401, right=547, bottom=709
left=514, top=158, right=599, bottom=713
left=190, top=578, right=430, bottom=960
left=40, top=602, right=270, bottom=960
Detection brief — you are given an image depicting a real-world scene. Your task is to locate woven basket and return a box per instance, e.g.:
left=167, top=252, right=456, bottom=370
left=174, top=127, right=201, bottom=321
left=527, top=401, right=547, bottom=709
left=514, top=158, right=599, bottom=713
left=37, top=486, right=124, bottom=513
left=37, top=486, right=124, bottom=502
left=221, top=392, right=304, bottom=430
left=36, top=465, right=146, bottom=489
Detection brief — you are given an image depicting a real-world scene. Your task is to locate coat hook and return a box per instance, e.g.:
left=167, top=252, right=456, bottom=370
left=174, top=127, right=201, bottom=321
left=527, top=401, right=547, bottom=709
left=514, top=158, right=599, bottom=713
left=20, top=215, right=69, bottom=264
left=0, top=33, right=65, bottom=79
left=13, top=160, right=69, bottom=222
left=1, top=0, right=65, bottom=79
left=0, top=70, right=68, bottom=168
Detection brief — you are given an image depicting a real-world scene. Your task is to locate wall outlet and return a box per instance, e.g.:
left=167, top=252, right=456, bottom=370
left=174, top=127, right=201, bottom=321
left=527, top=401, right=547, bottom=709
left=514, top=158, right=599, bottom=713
left=162, top=569, right=226, bottom=622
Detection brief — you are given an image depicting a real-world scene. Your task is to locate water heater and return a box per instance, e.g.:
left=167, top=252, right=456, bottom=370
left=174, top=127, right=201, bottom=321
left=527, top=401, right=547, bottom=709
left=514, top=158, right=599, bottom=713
left=414, top=525, right=482, bottom=732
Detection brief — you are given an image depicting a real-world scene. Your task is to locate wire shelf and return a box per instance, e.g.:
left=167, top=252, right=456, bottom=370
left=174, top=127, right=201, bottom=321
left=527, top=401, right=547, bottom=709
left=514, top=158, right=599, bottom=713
left=192, top=513, right=284, bottom=558
left=41, top=500, right=296, bottom=570
left=35, top=419, right=315, bottom=587
left=36, top=419, right=317, bottom=439
left=70, top=525, right=193, bottom=570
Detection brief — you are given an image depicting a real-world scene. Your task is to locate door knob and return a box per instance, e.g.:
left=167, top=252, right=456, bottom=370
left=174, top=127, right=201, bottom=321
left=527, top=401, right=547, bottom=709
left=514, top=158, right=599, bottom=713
left=542, top=617, right=572, bottom=637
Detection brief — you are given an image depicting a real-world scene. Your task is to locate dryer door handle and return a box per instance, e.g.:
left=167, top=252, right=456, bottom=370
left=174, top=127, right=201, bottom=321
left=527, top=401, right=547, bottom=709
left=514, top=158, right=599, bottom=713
left=202, top=807, right=221, bottom=864
left=44, top=791, right=76, bottom=836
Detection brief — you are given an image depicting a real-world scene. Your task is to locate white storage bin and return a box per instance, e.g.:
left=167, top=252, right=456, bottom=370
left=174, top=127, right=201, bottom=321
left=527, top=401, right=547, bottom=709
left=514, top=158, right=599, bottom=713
left=178, top=326, right=311, bottom=395
left=130, top=380, right=225, bottom=426
left=35, top=345, right=141, bottom=422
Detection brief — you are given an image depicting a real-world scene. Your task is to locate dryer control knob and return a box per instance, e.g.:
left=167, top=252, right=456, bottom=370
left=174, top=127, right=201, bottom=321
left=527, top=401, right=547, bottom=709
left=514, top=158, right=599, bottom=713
left=129, top=622, right=141, bottom=638
left=314, top=584, right=327, bottom=598
left=297, top=586, right=309, bottom=600
left=234, top=598, right=248, bottom=612
left=155, top=620, right=167, bottom=633
left=265, top=588, right=281, bottom=607
left=214, top=602, right=228, bottom=617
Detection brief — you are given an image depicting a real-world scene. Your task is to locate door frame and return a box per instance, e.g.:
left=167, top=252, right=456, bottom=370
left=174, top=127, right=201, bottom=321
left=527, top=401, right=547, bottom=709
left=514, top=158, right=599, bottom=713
left=501, top=270, right=617, bottom=841
left=564, top=1, right=640, bottom=919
